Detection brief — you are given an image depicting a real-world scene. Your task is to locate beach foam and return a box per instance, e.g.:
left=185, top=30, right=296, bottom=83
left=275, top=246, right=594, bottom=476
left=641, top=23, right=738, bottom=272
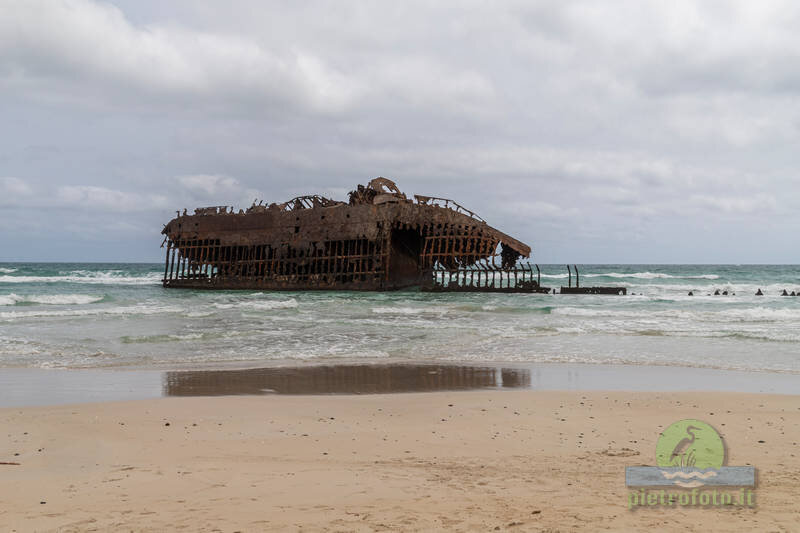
left=0, top=293, right=105, bottom=306
left=0, top=272, right=162, bottom=285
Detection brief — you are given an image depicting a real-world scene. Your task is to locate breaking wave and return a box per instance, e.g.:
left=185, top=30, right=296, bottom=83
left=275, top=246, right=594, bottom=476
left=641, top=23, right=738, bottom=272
left=583, top=272, right=719, bottom=280
left=240, top=299, right=298, bottom=311
left=1, top=262, right=799, bottom=371
left=538, top=271, right=719, bottom=280
left=372, top=306, right=434, bottom=315
left=0, top=304, right=184, bottom=320
left=0, top=271, right=162, bottom=285
left=0, top=293, right=106, bottom=306
left=552, top=306, right=800, bottom=322
left=212, top=299, right=298, bottom=311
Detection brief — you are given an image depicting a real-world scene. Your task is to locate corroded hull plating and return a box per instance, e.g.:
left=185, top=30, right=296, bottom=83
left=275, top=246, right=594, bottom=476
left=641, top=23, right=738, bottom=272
left=161, top=179, right=532, bottom=291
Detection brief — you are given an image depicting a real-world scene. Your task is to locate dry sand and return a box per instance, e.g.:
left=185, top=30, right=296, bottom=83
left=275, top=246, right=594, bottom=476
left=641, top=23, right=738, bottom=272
left=1, top=390, right=799, bottom=532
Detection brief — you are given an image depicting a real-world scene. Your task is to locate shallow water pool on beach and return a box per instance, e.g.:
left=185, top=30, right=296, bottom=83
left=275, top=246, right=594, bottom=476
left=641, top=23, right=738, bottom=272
left=1, top=263, right=799, bottom=373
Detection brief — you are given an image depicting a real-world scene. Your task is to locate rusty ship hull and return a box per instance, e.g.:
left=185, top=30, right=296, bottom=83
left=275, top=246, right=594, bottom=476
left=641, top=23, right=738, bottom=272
left=161, top=178, right=533, bottom=291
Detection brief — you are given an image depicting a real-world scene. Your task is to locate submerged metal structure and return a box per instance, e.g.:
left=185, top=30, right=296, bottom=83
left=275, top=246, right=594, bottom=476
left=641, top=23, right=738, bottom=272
left=161, top=177, right=541, bottom=291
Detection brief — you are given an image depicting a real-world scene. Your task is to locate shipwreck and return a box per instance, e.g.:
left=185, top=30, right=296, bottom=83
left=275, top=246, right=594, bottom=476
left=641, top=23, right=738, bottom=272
left=161, top=177, right=546, bottom=292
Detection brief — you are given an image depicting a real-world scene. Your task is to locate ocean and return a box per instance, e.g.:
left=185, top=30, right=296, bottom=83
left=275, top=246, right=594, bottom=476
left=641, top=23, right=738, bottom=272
left=1, top=263, right=799, bottom=372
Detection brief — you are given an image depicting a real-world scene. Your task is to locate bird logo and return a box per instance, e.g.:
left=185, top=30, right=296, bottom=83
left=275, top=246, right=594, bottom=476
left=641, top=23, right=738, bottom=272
left=626, top=418, right=755, bottom=495
left=669, top=424, right=701, bottom=467
left=655, top=419, right=726, bottom=487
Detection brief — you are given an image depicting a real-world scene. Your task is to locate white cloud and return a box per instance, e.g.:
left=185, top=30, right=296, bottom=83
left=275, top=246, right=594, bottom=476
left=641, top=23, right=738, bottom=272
left=507, top=200, right=580, bottom=219
left=177, top=174, right=239, bottom=196
left=0, top=177, right=34, bottom=198
left=55, top=185, right=169, bottom=212
left=175, top=174, right=263, bottom=208
left=0, top=0, right=362, bottom=113
left=689, top=193, right=778, bottom=215
left=1, top=1, right=800, bottom=261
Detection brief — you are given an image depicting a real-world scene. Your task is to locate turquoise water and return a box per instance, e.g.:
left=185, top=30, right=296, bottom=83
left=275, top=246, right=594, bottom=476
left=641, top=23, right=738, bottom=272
left=1, top=263, right=799, bottom=372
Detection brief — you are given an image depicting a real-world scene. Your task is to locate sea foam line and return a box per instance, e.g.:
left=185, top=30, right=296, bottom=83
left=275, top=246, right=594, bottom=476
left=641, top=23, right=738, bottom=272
left=539, top=272, right=720, bottom=280
left=0, top=304, right=184, bottom=320
left=0, top=273, right=162, bottom=285
left=583, top=272, right=719, bottom=280
left=0, top=293, right=105, bottom=306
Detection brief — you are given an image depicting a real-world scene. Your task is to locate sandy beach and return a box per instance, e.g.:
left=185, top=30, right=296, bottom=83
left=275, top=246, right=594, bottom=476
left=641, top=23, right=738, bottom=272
left=2, top=389, right=799, bottom=532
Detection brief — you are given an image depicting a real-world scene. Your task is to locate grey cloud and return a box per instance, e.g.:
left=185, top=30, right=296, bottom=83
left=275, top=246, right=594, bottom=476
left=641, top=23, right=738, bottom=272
left=1, top=0, right=798, bottom=263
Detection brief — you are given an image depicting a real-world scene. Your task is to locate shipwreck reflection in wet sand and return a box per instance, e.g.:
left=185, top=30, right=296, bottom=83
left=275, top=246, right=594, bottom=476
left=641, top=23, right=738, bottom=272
left=163, top=364, right=532, bottom=396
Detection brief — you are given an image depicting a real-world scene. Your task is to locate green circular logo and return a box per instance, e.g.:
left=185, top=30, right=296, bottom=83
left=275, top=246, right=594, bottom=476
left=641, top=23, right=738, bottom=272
left=656, top=419, right=725, bottom=468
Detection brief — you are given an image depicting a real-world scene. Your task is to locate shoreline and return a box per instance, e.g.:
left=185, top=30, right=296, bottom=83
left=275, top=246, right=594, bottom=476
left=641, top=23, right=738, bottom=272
left=4, top=361, right=800, bottom=408
left=2, top=389, right=798, bottom=531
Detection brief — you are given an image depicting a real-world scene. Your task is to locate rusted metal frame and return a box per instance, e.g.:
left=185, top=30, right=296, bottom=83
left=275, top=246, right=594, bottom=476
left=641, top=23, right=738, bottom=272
left=163, top=242, right=171, bottom=282
left=257, top=244, right=264, bottom=279
left=308, top=243, right=316, bottom=281
left=369, top=240, right=377, bottom=280
left=296, top=245, right=304, bottom=282
left=194, top=240, right=202, bottom=279
left=172, top=240, right=179, bottom=281
left=344, top=239, right=350, bottom=278
left=232, top=245, right=240, bottom=279
left=168, top=242, right=174, bottom=282
left=363, top=238, right=370, bottom=279
left=179, top=242, right=186, bottom=279
left=328, top=240, right=334, bottom=279
left=253, top=244, right=262, bottom=286
left=337, top=240, right=344, bottom=280
left=205, top=242, right=212, bottom=281
left=209, top=241, right=215, bottom=278
left=383, top=230, right=391, bottom=283
left=490, top=251, right=497, bottom=288
left=191, top=240, right=199, bottom=278
left=357, top=239, right=364, bottom=281
left=202, top=240, right=210, bottom=279
left=180, top=240, right=187, bottom=280
left=329, top=240, right=335, bottom=279
left=199, top=240, right=206, bottom=278
left=174, top=242, right=181, bottom=280
left=353, top=238, right=361, bottom=281
left=288, top=245, right=296, bottom=280
left=446, top=224, right=454, bottom=261
left=212, top=245, right=220, bottom=280
left=197, top=240, right=205, bottom=278
left=346, top=239, right=353, bottom=283
left=270, top=244, right=278, bottom=278
left=355, top=239, right=362, bottom=281
left=190, top=242, right=198, bottom=279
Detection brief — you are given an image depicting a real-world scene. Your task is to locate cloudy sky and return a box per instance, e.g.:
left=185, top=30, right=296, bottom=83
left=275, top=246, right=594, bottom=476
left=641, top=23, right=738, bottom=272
left=1, top=0, right=798, bottom=263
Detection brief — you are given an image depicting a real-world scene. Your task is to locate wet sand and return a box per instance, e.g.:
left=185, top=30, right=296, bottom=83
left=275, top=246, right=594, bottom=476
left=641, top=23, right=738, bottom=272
left=5, top=362, right=800, bottom=407
left=2, top=389, right=799, bottom=531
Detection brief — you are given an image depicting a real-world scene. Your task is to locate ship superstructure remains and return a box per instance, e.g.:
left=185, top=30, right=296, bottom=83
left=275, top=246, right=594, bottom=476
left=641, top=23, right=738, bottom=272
left=161, top=177, right=538, bottom=291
